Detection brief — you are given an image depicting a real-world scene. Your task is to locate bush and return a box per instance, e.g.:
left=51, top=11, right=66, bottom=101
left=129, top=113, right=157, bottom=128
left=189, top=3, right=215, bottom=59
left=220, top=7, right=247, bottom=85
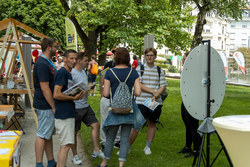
left=168, top=65, right=179, bottom=73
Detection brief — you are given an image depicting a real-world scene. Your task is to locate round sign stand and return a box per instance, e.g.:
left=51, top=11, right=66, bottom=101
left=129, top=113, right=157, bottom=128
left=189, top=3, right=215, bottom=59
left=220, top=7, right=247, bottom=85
left=181, top=40, right=233, bottom=167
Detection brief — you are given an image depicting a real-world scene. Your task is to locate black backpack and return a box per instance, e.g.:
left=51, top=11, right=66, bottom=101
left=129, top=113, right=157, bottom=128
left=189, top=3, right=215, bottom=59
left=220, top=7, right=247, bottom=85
left=140, top=65, right=168, bottom=102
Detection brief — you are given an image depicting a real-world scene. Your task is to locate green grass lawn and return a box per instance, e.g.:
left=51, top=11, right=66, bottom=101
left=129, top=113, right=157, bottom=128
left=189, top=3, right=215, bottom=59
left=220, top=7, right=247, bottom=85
left=79, top=79, right=250, bottom=167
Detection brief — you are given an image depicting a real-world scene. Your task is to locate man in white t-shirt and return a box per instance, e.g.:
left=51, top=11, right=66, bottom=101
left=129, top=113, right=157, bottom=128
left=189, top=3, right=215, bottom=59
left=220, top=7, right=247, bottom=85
left=70, top=52, right=104, bottom=165
left=129, top=47, right=167, bottom=155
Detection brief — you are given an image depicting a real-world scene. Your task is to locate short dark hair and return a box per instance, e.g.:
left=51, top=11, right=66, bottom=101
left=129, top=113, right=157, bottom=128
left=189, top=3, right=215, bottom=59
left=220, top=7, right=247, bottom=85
left=144, top=47, right=157, bottom=56
left=133, top=55, right=137, bottom=60
left=185, top=51, right=190, bottom=57
left=41, top=38, right=56, bottom=52
left=114, top=47, right=130, bottom=66
left=77, top=52, right=88, bottom=60
left=64, top=49, right=77, bottom=58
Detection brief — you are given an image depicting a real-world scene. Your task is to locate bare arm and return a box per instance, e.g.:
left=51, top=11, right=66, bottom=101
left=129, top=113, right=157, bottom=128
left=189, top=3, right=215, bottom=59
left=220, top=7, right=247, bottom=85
left=40, top=82, right=55, bottom=113
left=140, top=83, right=165, bottom=99
left=53, top=85, right=84, bottom=101
left=134, top=78, right=141, bottom=97
left=100, top=75, right=105, bottom=98
left=103, top=79, right=110, bottom=97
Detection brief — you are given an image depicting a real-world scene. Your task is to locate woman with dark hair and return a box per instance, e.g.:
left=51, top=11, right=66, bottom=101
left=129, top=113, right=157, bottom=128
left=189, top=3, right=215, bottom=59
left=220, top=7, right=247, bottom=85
left=99, top=47, right=141, bottom=167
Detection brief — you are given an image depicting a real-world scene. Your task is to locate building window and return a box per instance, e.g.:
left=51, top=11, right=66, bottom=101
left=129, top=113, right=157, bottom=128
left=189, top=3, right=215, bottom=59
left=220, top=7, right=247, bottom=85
left=230, top=33, right=235, bottom=39
left=231, top=24, right=236, bottom=28
left=242, top=25, right=247, bottom=28
left=230, top=44, right=235, bottom=50
left=222, top=26, right=224, bottom=34
left=242, top=33, right=247, bottom=38
left=221, top=41, right=224, bottom=49
left=242, top=44, right=247, bottom=47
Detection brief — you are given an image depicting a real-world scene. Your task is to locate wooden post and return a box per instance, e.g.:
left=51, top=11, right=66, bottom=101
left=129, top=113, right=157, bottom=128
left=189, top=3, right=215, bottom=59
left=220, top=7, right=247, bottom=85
left=11, top=20, right=38, bottom=128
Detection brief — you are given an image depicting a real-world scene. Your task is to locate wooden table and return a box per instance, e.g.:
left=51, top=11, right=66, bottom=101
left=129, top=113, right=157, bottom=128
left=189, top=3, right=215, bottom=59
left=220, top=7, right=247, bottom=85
left=0, top=105, right=14, bottom=129
left=0, top=88, right=34, bottom=110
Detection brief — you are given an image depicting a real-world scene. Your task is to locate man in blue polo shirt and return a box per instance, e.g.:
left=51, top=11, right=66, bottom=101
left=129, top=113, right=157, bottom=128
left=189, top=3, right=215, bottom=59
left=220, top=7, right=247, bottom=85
left=53, top=49, right=84, bottom=167
left=33, top=38, right=58, bottom=167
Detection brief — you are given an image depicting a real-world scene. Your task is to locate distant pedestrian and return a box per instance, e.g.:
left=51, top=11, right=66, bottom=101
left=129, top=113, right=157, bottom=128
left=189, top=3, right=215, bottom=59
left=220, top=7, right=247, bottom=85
left=132, top=55, right=138, bottom=69
left=88, top=55, right=98, bottom=96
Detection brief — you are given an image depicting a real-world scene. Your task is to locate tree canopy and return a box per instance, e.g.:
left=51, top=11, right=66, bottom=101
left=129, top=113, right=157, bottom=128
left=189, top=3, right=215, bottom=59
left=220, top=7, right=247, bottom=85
left=0, top=0, right=66, bottom=48
left=170, top=0, right=249, bottom=48
left=60, top=0, right=195, bottom=64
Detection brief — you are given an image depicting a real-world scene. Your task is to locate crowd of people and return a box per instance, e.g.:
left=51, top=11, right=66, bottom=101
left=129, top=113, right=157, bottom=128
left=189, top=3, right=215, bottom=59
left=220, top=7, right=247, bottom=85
left=33, top=37, right=199, bottom=167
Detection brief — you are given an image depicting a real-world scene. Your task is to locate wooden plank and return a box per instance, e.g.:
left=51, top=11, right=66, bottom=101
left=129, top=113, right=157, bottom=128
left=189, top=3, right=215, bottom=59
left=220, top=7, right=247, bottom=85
left=0, top=39, right=41, bottom=44
left=0, top=22, right=11, bottom=61
left=11, top=21, right=38, bottom=128
left=0, top=18, right=11, bottom=32
left=13, top=19, right=48, bottom=39
left=0, top=33, right=13, bottom=77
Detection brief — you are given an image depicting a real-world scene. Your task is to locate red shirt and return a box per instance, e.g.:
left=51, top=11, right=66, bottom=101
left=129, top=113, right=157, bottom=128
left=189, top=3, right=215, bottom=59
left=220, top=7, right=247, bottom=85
left=132, top=60, right=138, bottom=69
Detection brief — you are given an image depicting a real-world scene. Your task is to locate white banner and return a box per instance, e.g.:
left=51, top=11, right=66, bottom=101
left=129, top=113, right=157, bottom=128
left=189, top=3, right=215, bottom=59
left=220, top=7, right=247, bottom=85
left=219, top=51, right=228, bottom=77
left=233, top=52, right=245, bottom=75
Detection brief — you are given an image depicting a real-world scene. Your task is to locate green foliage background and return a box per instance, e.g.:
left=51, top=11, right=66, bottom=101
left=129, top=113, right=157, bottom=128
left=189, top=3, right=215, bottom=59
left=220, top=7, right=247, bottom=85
left=0, top=0, right=66, bottom=48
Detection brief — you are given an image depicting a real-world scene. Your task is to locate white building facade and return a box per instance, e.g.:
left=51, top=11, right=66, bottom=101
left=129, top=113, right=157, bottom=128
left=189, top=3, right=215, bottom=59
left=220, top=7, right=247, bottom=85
left=229, top=8, right=250, bottom=51
left=190, top=10, right=231, bottom=57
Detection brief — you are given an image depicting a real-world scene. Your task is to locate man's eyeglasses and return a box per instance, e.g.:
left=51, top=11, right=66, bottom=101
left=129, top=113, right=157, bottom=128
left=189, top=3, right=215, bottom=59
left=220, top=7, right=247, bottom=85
left=145, top=54, right=155, bottom=57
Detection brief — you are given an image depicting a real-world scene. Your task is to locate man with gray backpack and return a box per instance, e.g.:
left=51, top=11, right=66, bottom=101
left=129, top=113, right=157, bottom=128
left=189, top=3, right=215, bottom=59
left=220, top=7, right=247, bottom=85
left=129, top=47, right=167, bottom=155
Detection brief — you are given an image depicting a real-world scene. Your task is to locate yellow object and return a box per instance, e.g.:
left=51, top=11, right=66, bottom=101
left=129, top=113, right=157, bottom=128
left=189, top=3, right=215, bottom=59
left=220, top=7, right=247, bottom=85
left=0, top=131, right=22, bottom=167
left=213, top=115, right=250, bottom=167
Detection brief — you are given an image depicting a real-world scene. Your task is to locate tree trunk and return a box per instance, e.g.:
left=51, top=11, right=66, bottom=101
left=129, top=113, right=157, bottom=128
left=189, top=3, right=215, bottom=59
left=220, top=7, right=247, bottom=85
left=60, top=0, right=98, bottom=58
left=191, top=7, right=208, bottom=49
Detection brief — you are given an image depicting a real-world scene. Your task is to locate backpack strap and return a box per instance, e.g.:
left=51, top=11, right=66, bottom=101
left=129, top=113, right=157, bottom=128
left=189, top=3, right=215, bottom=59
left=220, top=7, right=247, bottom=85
left=110, top=69, right=121, bottom=83
left=140, top=64, right=144, bottom=77
left=124, top=68, right=133, bottom=82
left=157, top=66, right=161, bottom=80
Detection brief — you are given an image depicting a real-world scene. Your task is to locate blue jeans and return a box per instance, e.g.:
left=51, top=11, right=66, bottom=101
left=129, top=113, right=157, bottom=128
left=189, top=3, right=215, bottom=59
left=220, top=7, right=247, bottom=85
left=104, top=124, right=132, bottom=161
left=35, top=108, right=55, bottom=140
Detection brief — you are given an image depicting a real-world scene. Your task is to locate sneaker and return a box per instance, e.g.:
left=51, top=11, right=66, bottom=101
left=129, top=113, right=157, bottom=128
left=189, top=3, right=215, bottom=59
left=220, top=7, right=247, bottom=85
left=114, top=142, right=120, bottom=149
left=144, top=146, right=152, bottom=155
left=92, top=93, right=95, bottom=96
left=72, top=155, right=82, bottom=165
left=177, top=147, right=192, bottom=154
left=92, top=150, right=105, bottom=159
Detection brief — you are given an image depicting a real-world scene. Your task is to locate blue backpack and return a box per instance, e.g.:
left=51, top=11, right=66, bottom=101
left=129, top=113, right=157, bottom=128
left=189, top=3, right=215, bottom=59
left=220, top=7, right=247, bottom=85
left=110, top=68, right=133, bottom=114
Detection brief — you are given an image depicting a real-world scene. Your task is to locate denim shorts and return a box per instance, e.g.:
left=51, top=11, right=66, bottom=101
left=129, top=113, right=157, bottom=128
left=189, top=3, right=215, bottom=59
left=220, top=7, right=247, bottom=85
left=35, top=108, right=55, bottom=140
left=133, top=101, right=146, bottom=132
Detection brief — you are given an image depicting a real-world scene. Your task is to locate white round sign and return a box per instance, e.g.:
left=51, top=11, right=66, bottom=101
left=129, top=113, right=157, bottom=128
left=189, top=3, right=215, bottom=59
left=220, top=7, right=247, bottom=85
left=181, top=45, right=226, bottom=120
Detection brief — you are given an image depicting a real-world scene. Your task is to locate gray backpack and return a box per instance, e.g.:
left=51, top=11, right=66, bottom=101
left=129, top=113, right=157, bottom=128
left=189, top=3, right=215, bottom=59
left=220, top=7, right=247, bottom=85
left=109, top=68, right=133, bottom=114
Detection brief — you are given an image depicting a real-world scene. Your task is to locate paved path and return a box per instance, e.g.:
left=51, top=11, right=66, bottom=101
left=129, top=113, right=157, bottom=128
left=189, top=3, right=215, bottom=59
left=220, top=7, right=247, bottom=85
left=20, top=109, right=92, bottom=167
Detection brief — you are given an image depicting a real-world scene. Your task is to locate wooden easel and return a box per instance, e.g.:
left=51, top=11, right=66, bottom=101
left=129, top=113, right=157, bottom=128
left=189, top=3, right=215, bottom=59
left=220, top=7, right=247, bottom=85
left=0, top=18, right=50, bottom=128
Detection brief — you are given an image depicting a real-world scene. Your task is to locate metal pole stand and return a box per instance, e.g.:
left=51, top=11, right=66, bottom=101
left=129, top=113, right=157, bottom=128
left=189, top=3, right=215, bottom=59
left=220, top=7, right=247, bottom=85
left=192, top=40, right=233, bottom=167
